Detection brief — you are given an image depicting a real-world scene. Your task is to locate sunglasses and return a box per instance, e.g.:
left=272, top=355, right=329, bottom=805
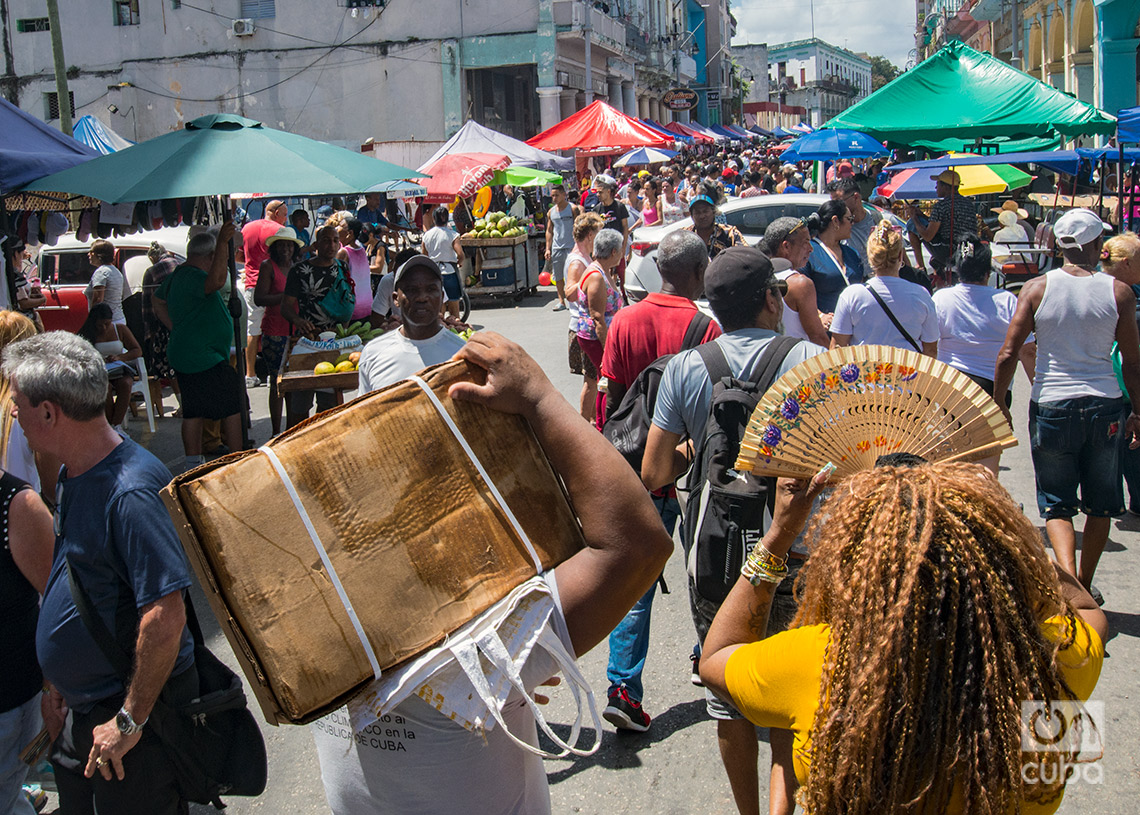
left=787, top=217, right=809, bottom=236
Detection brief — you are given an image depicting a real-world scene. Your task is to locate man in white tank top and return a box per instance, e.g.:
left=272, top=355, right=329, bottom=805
left=762, top=217, right=830, bottom=347
left=995, top=209, right=1140, bottom=604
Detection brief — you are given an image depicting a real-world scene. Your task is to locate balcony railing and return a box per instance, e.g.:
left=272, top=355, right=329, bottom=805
left=553, top=0, right=627, bottom=50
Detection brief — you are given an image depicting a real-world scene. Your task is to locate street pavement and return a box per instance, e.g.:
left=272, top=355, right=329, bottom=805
left=39, top=288, right=1140, bottom=813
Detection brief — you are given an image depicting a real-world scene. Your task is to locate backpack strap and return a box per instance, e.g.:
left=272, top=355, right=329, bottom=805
left=680, top=311, right=712, bottom=352
left=695, top=339, right=732, bottom=386
left=865, top=284, right=921, bottom=352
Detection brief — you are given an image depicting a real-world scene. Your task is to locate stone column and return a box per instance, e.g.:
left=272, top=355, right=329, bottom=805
left=622, top=82, right=637, bottom=116
left=608, top=78, right=624, bottom=112
left=1099, top=37, right=1140, bottom=114
left=536, top=86, right=564, bottom=132
left=560, top=89, right=577, bottom=120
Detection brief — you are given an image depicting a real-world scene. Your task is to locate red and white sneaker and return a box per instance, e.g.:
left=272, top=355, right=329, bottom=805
left=602, top=686, right=651, bottom=732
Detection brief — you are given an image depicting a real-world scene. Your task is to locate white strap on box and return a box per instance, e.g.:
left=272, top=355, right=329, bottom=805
left=406, top=375, right=543, bottom=574
left=259, top=444, right=383, bottom=680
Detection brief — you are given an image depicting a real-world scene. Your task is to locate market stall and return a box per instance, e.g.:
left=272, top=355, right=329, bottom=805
left=459, top=211, right=540, bottom=301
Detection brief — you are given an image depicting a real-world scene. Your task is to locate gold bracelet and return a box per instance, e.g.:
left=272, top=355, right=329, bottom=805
left=741, top=558, right=787, bottom=586
left=748, top=543, right=787, bottom=571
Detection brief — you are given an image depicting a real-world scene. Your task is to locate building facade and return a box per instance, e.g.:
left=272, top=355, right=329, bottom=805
left=919, top=0, right=1140, bottom=118
left=766, top=38, right=872, bottom=127
left=1, top=0, right=701, bottom=152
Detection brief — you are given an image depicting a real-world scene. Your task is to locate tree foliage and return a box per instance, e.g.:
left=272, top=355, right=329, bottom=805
left=869, top=55, right=901, bottom=91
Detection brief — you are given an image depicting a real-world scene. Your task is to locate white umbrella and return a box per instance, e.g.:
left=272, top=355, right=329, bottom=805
left=613, top=147, right=679, bottom=167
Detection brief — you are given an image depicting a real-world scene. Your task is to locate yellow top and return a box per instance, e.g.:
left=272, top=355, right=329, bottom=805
left=724, top=614, right=1104, bottom=813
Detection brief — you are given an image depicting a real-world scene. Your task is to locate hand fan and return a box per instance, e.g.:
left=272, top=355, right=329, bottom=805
left=735, top=345, right=1017, bottom=479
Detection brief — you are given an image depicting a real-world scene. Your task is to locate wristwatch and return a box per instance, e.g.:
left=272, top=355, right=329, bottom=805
left=116, top=706, right=147, bottom=735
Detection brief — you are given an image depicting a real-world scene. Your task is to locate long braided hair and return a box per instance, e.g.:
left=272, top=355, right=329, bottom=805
left=792, top=463, right=1088, bottom=814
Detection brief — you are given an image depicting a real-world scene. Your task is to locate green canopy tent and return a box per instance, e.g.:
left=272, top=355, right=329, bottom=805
left=823, top=42, right=1115, bottom=152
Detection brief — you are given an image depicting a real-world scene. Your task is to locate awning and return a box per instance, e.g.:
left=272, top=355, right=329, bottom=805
left=527, top=100, right=670, bottom=151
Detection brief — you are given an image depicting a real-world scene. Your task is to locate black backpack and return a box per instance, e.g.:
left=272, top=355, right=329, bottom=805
left=602, top=312, right=713, bottom=473
left=683, top=335, right=801, bottom=605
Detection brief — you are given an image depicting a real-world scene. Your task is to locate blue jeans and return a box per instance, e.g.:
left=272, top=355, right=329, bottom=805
left=606, top=493, right=680, bottom=702
left=0, top=694, right=41, bottom=815
left=1029, top=396, right=1126, bottom=519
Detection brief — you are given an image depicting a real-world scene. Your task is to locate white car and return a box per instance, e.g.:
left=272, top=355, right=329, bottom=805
left=625, top=194, right=909, bottom=300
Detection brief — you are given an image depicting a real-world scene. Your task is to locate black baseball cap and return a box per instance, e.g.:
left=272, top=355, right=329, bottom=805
left=704, top=246, right=787, bottom=315
left=393, top=255, right=443, bottom=290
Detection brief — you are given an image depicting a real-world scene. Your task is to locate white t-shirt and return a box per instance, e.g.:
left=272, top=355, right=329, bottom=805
left=356, top=327, right=467, bottom=393
left=312, top=572, right=571, bottom=815
left=85, top=264, right=130, bottom=324
left=831, top=276, right=940, bottom=350
left=370, top=274, right=400, bottom=321
left=421, top=227, right=460, bottom=268
left=932, top=283, right=1022, bottom=380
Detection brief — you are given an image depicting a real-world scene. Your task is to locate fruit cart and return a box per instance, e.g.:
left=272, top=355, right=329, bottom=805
left=459, top=212, right=540, bottom=302
left=277, top=331, right=371, bottom=404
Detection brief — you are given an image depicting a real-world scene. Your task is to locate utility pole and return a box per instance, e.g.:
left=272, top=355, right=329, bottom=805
left=45, top=0, right=71, bottom=135
left=584, top=1, right=593, bottom=104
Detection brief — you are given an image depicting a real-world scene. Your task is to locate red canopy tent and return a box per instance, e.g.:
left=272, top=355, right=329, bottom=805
left=417, top=152, right=510, bottom=203
left=665, top=122, right=714, bottom=144
left=527, top=100, right=670, bottom=151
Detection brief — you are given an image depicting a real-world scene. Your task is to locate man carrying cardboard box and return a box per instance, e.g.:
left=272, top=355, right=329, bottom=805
left=313, top=331, right=674, bottom=814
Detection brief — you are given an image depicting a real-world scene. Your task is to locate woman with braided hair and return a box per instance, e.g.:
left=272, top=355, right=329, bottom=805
left=701, top=462, right=1106, bottom=815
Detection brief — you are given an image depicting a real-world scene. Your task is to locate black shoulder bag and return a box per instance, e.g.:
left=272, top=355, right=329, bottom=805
left=66, top=560, right=267, bottom=810
left=865, top=284, right=922, bottom=352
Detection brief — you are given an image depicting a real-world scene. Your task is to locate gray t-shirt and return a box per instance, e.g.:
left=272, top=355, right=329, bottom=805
left=653, top=328, right=829, bottom=437
left=548, top=203, right=575, bottom=250
left=86, top=264, right=130, bottom=323
left=311, top=572, right=572, bottom=815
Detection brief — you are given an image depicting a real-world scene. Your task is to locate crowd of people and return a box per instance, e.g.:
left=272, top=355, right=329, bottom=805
left=0, top=136, right=1131, bottom=815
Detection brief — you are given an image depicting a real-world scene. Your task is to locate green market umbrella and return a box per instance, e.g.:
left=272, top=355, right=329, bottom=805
left=489, top=166, right=563, bottom=188
left=20, top=113, right=424, bottom=203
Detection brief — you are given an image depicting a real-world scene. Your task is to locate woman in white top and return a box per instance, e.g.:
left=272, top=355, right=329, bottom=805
left=831, top=220, right=939, bottom=356
left=659, top=179, right=685, bottom=225
left=990, top=209, right=1035, bottom=266
left=84, top=239, right=130, bottom=325
left=77, top=302, right=142, bottom=431
left=933, top=237, right=1036, bottom=473
left=421, top=206, right=467, bottom=321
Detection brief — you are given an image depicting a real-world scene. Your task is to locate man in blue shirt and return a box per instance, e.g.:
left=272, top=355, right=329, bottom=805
left=355, top=192, right=389, bottom=231
left=3, top=332, right=196, bottom=815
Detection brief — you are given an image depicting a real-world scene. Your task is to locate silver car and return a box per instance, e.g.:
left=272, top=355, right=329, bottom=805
left=625, top=194, right=908, bottom=300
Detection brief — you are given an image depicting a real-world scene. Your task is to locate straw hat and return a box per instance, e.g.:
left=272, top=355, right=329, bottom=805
left=990, top=199, right=1029, bottom=219
left=265, top=226, right=304, bottom=247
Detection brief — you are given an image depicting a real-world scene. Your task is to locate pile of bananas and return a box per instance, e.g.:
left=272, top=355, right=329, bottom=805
left=333, top=321, right=383, bottom=341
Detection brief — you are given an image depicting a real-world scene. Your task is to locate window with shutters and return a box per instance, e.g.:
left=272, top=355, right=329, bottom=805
left=240, top=0, right=276, bottom=18
left=45, top=92, right=76, bottom=122
left=113, top=0, right=140, bottom=25
left=17, top=18, right=51, bottom=32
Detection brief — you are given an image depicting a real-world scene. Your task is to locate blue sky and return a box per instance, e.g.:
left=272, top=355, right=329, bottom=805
left=732, top=0, right=917, bottom=69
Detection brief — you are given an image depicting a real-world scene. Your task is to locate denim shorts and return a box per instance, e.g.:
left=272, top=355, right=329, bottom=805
left=1029, top=396, right=1126, bottom=519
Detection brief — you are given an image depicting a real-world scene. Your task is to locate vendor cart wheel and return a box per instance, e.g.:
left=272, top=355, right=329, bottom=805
left=460, top=291, right=471, bottom=323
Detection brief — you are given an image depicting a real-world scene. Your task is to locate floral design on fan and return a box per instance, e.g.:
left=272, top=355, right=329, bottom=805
left=874, top=435, right=889, bottom=447
left=781, top=397, right=800, bottom=421
left=840, top=364, right=860, bottom=384
left=762, top=424, right=782, bottom=447
left=897, top=365, right=917, bottom=381
left=820, top=372, right=841, bottom=390
left=856, top=440, right=871, bottom=452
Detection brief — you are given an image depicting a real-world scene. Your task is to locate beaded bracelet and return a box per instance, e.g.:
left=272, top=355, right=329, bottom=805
left=741, top=558, right=787, bottom=586
left=748, top=543, right=787, bottom=572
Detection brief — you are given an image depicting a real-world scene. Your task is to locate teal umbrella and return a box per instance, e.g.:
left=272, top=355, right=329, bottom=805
left=20, top=113, right=424, bottom=203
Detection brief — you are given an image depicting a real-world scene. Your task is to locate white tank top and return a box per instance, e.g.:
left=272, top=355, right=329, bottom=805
left=1032, top=269, right=1121, bottom=403
left=776, top=269, right=809, bottom=340
left=566, top=248, right=592, bottom=332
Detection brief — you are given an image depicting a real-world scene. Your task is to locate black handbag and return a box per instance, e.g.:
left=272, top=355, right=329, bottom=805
left=66, top=559, right=268, bottom=810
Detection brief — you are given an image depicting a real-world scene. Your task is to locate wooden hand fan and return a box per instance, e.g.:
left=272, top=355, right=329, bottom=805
left=735, top=345, right=1016, bottom=479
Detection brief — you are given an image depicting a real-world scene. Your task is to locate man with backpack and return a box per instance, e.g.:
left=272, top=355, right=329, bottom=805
left=597, top=231, right=720, bottom=732
left=642, top=246, right=827, bottom=815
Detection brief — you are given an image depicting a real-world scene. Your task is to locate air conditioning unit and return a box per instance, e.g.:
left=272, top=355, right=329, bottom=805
left=232, top=18, right=255, bottom=37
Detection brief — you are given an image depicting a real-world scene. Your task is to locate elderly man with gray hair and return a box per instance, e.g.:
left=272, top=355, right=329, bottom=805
left=595, top=229, right=720, bottom=732
left=153, top=223, right=242, bottom=471
left=3, top=331, right=197, bottom=815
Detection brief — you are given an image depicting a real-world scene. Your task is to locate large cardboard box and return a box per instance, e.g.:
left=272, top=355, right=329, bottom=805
left=162, top=360, right=585, bottom=725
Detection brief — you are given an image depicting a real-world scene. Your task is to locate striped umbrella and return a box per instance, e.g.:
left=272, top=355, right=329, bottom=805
left=614, top=146, right=679, bottom=167
left=878, top=154, right=1033, bottom=199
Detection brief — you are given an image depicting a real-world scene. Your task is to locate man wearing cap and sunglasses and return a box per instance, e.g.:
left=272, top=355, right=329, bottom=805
left=906, top=169, right=978, bottom=279
left=996, top=208, right=1140, bottom=607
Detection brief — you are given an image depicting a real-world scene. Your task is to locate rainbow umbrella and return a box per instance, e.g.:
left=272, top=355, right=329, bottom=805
left=878, top=153, right=1033, bottom=199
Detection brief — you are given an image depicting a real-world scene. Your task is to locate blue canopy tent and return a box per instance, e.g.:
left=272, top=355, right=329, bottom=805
left=724, top=124, right=756, bottom=139
left=0, top=97, right=98, bottom=195
left=780, top=128, right=889, bottom=163
left=771, top=126, right=799, bottom=139
left=640, top=118, right=693, bottom=143
left=888, top=148, right=1140, bottom=176
left=749, top=125, right=774, bottom=137
left=72, top=115, right=133, bottom=155
left=710, top=125, right=742, bottom=141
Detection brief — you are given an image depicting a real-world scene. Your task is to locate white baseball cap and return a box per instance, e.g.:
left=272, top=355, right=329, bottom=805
left=1053, top=208, right=1110, bottom=249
